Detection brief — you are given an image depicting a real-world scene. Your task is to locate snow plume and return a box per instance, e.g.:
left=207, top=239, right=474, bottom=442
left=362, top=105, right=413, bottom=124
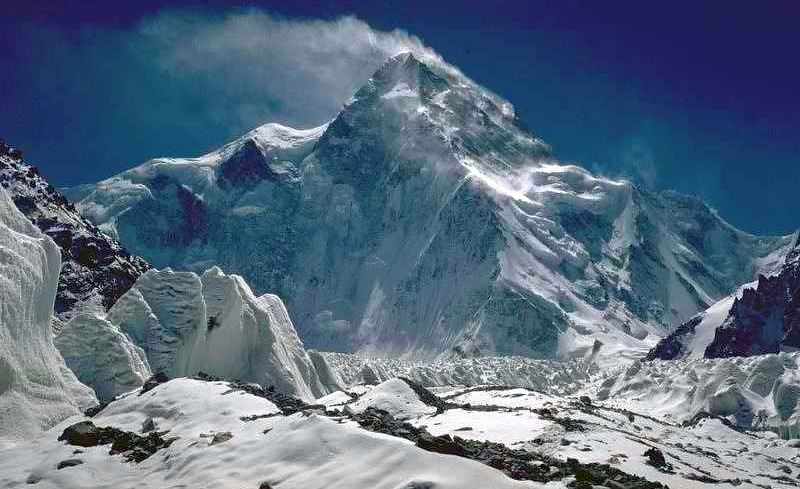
left=620, top=136, right=658, bottom=188
left=137, top=10, right=440, bottom=129
left=4, top=10, right=445, bottom=183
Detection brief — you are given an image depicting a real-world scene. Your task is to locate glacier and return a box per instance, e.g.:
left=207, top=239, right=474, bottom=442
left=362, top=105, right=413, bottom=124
left=0, top=187, right=96, bottom=443
left=0, top=378, right=548, bottom=489
left=69, top=52, right=794, bottom=365
left=54, top=313, right=151, bottom=402
left=105, top=266, right=335, bottom=401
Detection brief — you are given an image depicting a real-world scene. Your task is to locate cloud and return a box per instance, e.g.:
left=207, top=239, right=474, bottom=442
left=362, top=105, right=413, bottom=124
left=0, top=9, right=442, bottom=184
left=619, top=136, right=658, bottom=188
left=135, top=10, right=437, bottom=130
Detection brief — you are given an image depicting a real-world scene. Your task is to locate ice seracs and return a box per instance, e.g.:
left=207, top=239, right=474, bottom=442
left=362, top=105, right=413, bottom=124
left=69, top=53, right=794, bottom=366
left=104, top=266, right=335, bottom=401
left=54, top=313, right=151, bottom=402
left=0, top=187, right=96, bottom=443
left=591, top=352, right=800, bottom=438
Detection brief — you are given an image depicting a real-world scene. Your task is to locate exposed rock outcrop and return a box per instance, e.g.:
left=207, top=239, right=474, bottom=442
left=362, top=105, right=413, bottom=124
left=0, top=141, right=149, bottom=320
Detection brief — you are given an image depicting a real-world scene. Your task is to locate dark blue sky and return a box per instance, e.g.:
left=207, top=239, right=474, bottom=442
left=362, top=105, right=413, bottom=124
left=1, top=1, right=798, bottom=235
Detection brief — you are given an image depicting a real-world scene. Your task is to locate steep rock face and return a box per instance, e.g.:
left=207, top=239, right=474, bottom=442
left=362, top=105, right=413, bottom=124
left=69, top=53, right=791, bottom=364
left=0, top=187, right=96, bottom=442
left=649, top=235, right=800, bottom=360
left=54, top=314, right=151, bottom=402
left=106, top=267, right=332, bottom=401
left=705, top=238, right=800, bottom=357
left=646, top=290, right=744, bottom=361
left=0, top=142, right=149, bottom=320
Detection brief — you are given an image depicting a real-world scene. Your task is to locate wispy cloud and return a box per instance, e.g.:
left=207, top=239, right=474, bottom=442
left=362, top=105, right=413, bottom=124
left=135, top=10, right=437, bottom=130
left=1, top=9, right=442, bottom=182
left=619, top=136, right=658, bottom=188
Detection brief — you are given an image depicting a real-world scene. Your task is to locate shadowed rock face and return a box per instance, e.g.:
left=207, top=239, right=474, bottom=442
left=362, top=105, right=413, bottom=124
left=0, top=142, right=149, bottom=320
left=218, top=138, right=302, bottom=188
left=649, top=237, right=800, bottom=360
left=645, top=315, right=703, bottom=360
left=705, top=241, right=800, bottom=357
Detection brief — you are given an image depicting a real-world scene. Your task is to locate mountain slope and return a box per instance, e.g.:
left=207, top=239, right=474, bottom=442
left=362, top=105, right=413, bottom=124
left=650, top=234, right=800, bottom=360
left=0, top=187, right=96, bottom=442
left=0, top=142, right=149, bottom=321
left=69, top=53, right=792, bottom=365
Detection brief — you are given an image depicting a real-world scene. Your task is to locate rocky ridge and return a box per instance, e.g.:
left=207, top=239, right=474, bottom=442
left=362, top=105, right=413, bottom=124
left=0, top=141, right=149, bottom=321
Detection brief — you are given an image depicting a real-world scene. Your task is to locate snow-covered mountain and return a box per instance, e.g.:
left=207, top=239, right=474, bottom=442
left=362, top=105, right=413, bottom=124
left=0, top=187, right=96, bottom=443
left=649, top=235, right=800, bottom=360
left=105, top=267, right=336, bottom=401
left=68, top=53, right=793, bottom=365
left=0, top=142, right=149, bottom=321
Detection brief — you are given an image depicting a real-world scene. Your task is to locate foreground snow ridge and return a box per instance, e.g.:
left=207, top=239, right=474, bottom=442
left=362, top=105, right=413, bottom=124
left=320, top=375, right=800, bottom=488
left=1, top=362, right=798, bottom=488
left=0, top=378, right=548, bottom=489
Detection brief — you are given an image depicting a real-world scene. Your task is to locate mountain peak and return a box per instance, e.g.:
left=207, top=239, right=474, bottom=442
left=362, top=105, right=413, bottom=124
left=67, top=49, right=788, bottom=367
left=386, top=50, right=417, bottom=64
left=358, top=50, right=446, bottom=103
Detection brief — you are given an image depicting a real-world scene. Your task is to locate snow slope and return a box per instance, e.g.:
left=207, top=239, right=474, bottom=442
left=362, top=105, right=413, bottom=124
left=54, top=314, right=151, bottom=402
left=106, top=267, right=335, bottom=400
left=346, top=378, right=437, bottom=419
left=69, top=53, right=793, bottom=365
left=0, top=188, right=96, bottom=443
left=322, top=374, right=800, bottom=488
left=438, top=387, right=800, bottom=489
left=0, top=378, right=552, bottom=489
